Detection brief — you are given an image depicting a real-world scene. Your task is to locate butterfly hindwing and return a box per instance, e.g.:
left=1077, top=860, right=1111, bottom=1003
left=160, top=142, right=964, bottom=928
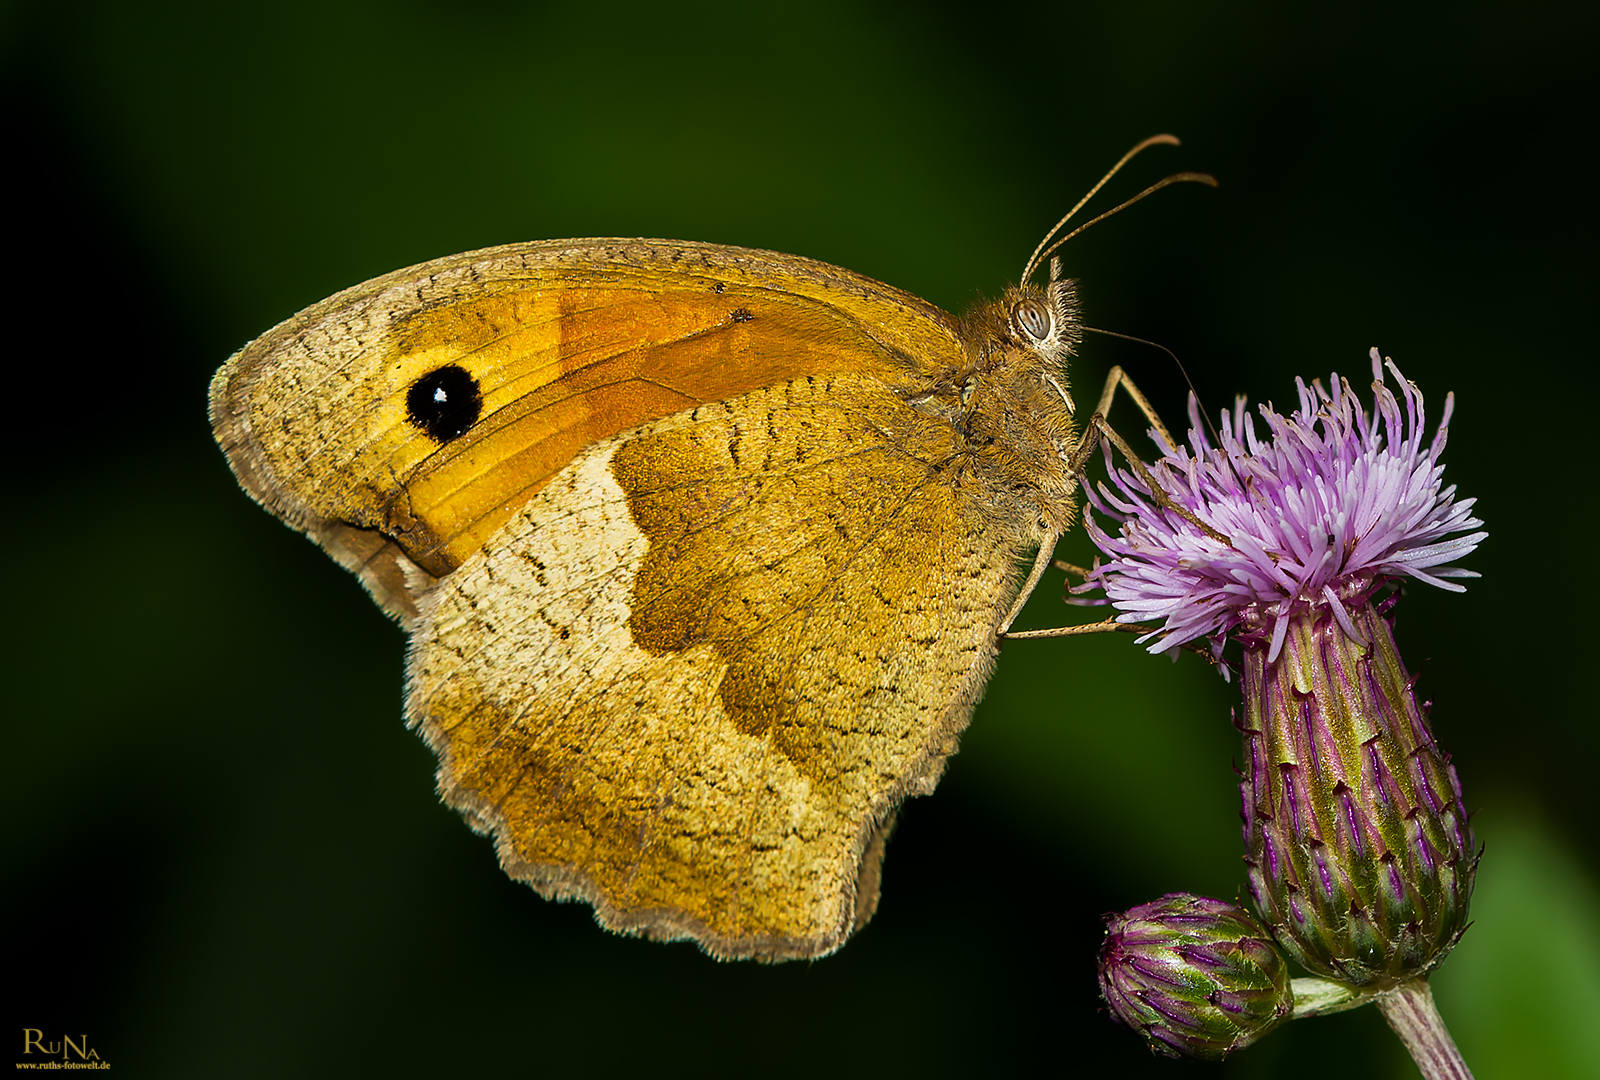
left=409, top=371, right=1027, bottom=959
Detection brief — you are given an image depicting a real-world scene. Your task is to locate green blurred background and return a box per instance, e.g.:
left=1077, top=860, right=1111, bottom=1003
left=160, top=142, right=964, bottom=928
left=5, top=1, right=1595, bottom=1076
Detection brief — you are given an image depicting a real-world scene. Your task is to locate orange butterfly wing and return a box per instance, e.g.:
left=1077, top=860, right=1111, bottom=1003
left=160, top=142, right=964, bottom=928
left=212, top=238, right=1071, bottom=959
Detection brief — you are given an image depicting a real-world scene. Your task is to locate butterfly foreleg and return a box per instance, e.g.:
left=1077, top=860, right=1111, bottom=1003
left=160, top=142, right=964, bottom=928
left=997, top=365, right=1226, bottom=643
left=1068, top=366, right=1226, bottom=543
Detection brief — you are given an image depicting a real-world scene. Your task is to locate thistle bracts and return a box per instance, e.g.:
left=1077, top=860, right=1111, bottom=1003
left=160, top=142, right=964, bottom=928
left=1098, top=893, right=1293, bottom=1060
left=1239, top=599, right=1476, bottom=987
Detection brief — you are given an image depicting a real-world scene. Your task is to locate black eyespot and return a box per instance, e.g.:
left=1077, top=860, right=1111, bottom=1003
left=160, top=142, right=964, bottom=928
left=406, top=365, right=482, bottom=442
left=731, top=307, right=754, bottom=323
left=1012, top=297, right=1052, bottom=343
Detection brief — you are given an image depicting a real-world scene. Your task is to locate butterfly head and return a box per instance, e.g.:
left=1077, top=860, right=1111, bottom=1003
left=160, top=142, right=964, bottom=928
left=1003, top=269, right=1082, bottom=372
left=942, top=277, right=1084, bottom=532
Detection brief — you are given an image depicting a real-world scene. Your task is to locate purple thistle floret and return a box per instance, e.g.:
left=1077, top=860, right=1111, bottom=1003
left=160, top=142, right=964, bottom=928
left=1083, top=349, right=1485, bottom=661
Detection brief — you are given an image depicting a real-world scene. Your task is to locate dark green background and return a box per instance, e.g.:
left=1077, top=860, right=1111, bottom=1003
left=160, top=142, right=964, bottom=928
left=6, top=2, right=1596, bottom=1077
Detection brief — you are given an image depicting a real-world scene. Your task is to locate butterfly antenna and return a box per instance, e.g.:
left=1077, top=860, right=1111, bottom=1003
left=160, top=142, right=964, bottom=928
left=1021, top=134, right=1187, bottom=286
left=1084, top=326, right=1222, bottom=448
left=1028, top=170, right=1218, bottom=286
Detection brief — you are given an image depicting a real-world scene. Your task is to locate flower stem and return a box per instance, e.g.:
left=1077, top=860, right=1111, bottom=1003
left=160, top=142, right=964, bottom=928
left=1375, top=979, right=1472, bottom=1079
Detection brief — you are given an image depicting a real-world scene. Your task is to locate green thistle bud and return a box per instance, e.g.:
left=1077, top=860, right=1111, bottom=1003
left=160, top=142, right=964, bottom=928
left=1238, top=599, right=1477, bottom=987
left=1097, top=893, right=1294, bottom=1060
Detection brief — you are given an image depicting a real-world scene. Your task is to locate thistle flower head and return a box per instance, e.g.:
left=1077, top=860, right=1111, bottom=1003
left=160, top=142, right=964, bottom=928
left=1083, top=352, right=1483, bottom=992
left=1084, top=349, right=1485, bottom=661
left=1098, top=893, right=1293, bottom=1060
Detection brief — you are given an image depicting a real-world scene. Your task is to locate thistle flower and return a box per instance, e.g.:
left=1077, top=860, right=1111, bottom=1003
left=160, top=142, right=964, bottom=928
left=1083, top=351, right=1484, bottom=992
left=1083, top=350, right=1484, bottom=664
left=1098, top=893, right=1293, bottom=1060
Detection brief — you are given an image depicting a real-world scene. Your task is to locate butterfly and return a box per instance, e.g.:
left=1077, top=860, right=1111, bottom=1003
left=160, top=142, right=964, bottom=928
left=209, top=136, right=1208, bottom=960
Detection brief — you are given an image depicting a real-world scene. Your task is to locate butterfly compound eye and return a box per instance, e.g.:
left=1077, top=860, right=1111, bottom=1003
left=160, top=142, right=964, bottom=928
left=1011, top=297, right=1052, bottom=343
left=406, top=365, right=483, bottom=442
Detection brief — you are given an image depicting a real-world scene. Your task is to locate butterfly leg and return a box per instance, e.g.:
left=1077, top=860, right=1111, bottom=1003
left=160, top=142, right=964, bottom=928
left=997, top=531, right=1063, bottom=637
left=1069, top=363, right=1178, bottom=466
left=998, top=365, right=1226, bottom=643
left=995, top=365, right=1158, bottom=639
left=1067, top=366, right=1227, bottom=543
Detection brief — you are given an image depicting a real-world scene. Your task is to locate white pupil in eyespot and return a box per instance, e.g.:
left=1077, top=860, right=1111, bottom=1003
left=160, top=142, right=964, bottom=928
left=434, top=387, right=449, bottom=403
